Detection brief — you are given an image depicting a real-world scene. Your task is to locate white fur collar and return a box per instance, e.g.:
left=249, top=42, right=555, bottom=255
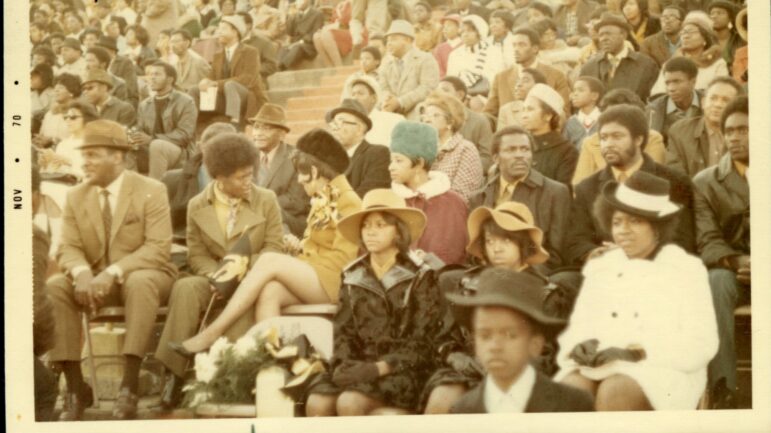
left=391, top=171, right=451, bottom=200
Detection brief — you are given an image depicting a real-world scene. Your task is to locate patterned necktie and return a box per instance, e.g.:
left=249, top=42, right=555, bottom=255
left=101, top=190, right=112, bottom=258
left=257, top=153, right=270, bottom=186
left=226, top=200, right=239, bottom=237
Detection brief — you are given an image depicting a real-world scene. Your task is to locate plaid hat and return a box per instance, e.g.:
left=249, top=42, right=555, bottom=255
left=389, top=120, right=438, bottom=166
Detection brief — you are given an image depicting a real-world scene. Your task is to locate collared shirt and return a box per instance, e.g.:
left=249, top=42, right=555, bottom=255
left=706, top=124, right=726, bottom=167
left=371, top=253, right=398, bottom=280
left=225, top=43, right=239, bottom=62
left=484, top=365, right=536, bottom=414
left=576, top=107, right=601, bottom=130
left=606, top=45, right=630, bottom=78
left=516, top=59, right=540, bottom=75
left=95, top=96, right=112, bottom=115
left=72, top=171, right=126, bottom=280
left=666, top=37, right=681, bottom=56
left=213, top=181, right=243, bottom=236
left=666, top=91, right=700, bottom=114
left=496, top=175, right=521, bottom=208
left=733, top=160, right=747, bottom=178
left=611, top=156, right=644, bottom=182
left=346, top=141, right=363, bottom=158
left=260, top=145, right=280, bottom=168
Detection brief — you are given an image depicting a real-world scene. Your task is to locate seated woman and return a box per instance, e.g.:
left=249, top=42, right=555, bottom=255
left=38, top=100, right=98, bottom=184
left=496, top=67, right=546, bottom=132
left=171, top=129, right=362, bottom=355
left=305, top=189, right=445, bottom=416
left=556, top=171, right=718, bottom=410
left=421, top=91, right=483, bottom=203
left=520, top=83, right=578, bottom=185
left=621, top=0, right=660, bottom=45
left=423, top=202, right=571, bottom=414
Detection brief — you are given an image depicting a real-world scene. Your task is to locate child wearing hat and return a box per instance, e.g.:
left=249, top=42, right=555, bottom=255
left=305, top=189, right=446, bottom=416
left=447, top=268, right=594, bottom=413
left=171, top=129, right=362, bottom=355
left=389, top=120, right=469, bottom=265
left=422, top=202, right=574, bottom=414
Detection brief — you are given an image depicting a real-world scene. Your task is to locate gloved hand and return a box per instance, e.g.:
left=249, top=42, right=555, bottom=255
left=591, top=347, right=645, bottom=367
left=569, top=339, right=600, bottom=366
left=332, top=361, right=380, bottom=387
left=447, top=352, right=484, bottom=377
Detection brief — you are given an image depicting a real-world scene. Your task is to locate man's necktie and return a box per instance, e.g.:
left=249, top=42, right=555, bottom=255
left=101, top=190, right=112, bottom=259
left=226, top=201, right=238, bottom=238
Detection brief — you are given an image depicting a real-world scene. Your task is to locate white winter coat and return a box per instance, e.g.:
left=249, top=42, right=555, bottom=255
left=555, top=244, right=719, bottom=410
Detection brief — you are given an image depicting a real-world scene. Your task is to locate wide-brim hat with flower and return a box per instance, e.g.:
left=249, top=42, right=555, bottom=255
left=466, top=201, right=549, bottom=265
left=295, top=128, right=350, bottom=174
left=446, top=267, right=566, bottom=334
left=337, top=188, right=427, bottom=246
left=601, top=171, right=681, bottom=221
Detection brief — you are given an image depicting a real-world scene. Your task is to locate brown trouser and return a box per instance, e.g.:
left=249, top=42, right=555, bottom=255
left=154, top=275, right=255, bottom=378
left=47, top=269, right=174, bottom=361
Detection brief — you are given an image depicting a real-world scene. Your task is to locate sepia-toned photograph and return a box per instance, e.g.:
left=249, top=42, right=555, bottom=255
left=5, top=0, right=770, bottom=432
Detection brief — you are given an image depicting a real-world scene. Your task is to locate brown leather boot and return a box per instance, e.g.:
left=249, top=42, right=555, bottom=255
left=58, top=384, right=94, bottom=421
left=112, top=387, right=139, bottom=420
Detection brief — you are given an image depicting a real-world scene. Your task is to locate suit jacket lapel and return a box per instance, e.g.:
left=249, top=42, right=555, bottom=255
left=524, top=373, right=555, bottom=412
left=263, top=142, right=289, bottom=187
left=110, top=171, right=134, bottom=244
left=230, top=45, right=243, bottom=72
left=192, top=203, right=228, bottom=251
left=84, top=186, right=107, bottom=249
left=398, top=51, right=416, bottom=89
left=229, top=198, right=265, bottom=243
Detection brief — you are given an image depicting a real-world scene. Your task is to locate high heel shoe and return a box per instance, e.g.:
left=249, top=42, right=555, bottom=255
left=168, top=341, right=196, bottom=360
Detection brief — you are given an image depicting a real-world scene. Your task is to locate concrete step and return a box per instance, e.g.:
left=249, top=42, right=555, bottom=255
left=286, top=94, right=341, bottom=111
left=320, top=74, right=353, bottom=87
left=285, top=120, right=327, bottom=137
left=286, top=108, right=330, bottom=122
left=268, top=65, right=358, bottom=90
left=303, top=85, right=345, bottom=97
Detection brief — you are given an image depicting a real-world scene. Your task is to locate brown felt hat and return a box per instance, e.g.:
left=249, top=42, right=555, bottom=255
left=250, top=103, right=290, bottom=132
left=466, top=201, right=549, bottom=265
left=337, top=189, right=427, bottom=246
left=78, top=119, right=131, bottom=151
left=82, top=69, right=113, bottom=88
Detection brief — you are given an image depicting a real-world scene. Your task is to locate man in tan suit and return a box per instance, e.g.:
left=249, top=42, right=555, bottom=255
left=48, top=120, right=176, bottom=420
left=485, top=27, right=571, bottom=119
left=155, top=132, right=284, bottom=409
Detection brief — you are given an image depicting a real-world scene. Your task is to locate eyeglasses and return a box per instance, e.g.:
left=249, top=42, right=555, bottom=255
left=63, top=115, right=82, bottom=120
left=679, top=29, right=701, bottom=37
left=660, top=13, right=682, bottom=22
left=82, top=84, right=99, bottom=91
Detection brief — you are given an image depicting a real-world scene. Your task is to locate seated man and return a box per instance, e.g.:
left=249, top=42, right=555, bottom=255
left=130, top=60, right=197, bottom=180
left=448, top=268, right=594, bottom=413
left=692, top=96, right=750, bottom=409
left=250, top=104, right=310, bottom=238
left=190, top=15, right=268, bottom=127
left=344, top=75, right=404, bottom=147
left=48, top=120, right=176, bottom=420
left=162, top=122, right=237, bottom=243
left=647, top=56, right=702, bottom=141
left=81, top=69, right=136, bottom=126
left=470, top=126, right=572, bottom=273
left=155, top=133, right=285, bottom=409
left=326, top=99, right=392, bottom=198
left=96, top=35, right=139, bottom=108
left=169, top=29, right=212, bottom=92
left=278, top=0, right=324, bottom=70
left=84, top=47, right=129, bottom=102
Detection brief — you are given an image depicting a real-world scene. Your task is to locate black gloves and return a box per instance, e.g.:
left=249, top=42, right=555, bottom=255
left=332, top=361, right=380, bottom=387
left=569, top=339, right=645, bottom=367
left=569, top=339, right=600, bottom=366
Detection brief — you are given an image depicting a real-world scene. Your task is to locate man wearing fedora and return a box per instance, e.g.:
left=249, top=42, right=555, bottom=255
left=344, top=76, right=405, bottom=148
left=565, top=105, right=695, bottom=273
left=278, top=0, right=325, bottom=71
left=84, top=47, right=130, bottom=103
left=448, top=268, right=594, bottom=413
left=579, top=13, right=660, bottom=102
left=96, top=35, right=139, bottom=108
left=379, top=20, right=440, bottom=121
left=47, top=119, right=176, bottom=420
left=81, top=68, right=136, bottom=126
left=251, top=103, right=310, bottom=238
left=191, top=15, right=268, bottom=128
left=327, top=99, right=392, bottom=198
left=131, top=60, right=198, bottom=180
left=470, top=125, right=572, bottom=273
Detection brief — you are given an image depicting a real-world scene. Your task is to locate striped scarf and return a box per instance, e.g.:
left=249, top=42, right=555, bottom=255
left=459, top=41, right=490, bottom=88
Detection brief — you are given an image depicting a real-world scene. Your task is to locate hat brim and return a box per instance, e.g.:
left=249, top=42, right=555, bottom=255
left=445, top=291, right=566, bottom=333
left=337, top=207, right=427, bottom=247
left=76, top=142, right=132, bottom=151
left=466, top=207, right=549, bottom=265
left=736, top=8, right=747, bottom=41
left=327, top=107, right=373, bottom=132
left=249, top=116, right=290, bottom=132
left=601, top=181, right=681, bottom=221
left=83, top=79, right=113, bottom=88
